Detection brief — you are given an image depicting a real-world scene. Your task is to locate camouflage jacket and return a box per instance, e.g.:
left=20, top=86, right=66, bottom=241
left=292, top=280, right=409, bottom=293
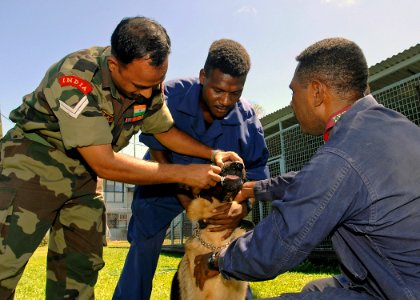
left=9, top=46, right=173, bottom=153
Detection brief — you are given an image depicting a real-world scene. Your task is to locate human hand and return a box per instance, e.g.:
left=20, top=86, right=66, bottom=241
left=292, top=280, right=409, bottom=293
left=212, top=150, right=243, bottom=168
left=205, top=202, right=247, bottom=239
left=227, top=201, right=246, bottom=217
left=233, top=181, right=256, bottom=203
left=194, top=253, right=219, bottom=290
left=183, top=164, right=222, bottom=189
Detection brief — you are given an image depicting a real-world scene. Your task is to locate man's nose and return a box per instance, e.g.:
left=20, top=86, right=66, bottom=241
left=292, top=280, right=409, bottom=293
left=220, top=94, right=233, bottom=106
left=138, top=88, right=153, bottom=99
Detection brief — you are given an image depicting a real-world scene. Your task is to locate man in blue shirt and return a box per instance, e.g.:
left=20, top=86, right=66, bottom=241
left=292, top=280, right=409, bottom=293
left=195, top=38, right=420, bottom=299
left=113, top=39, right=269, bottom=300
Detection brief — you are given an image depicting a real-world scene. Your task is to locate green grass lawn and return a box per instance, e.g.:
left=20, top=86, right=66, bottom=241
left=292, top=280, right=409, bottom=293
left=15, top=241, right=338, bottom=299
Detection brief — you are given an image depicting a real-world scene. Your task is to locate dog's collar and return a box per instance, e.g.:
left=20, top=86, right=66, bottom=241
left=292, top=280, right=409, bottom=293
left=192, top=228, right=231, bottom=252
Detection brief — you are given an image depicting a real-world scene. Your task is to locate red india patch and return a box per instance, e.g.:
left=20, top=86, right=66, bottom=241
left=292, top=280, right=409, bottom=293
left=59, top=75, right=93, bottom=94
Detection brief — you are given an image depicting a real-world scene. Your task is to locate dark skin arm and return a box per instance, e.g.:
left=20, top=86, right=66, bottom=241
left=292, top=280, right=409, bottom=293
left=194, top=252, right=219, bottom=290
left=233, top=181, right=256, bottom=203
left=206, top=179, right=258, bottom=239
left=204, top=201, right=249, bottom=239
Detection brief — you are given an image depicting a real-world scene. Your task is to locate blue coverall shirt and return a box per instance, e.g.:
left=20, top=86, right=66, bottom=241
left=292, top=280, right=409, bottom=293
left=219, top=95, right=420, bottom=300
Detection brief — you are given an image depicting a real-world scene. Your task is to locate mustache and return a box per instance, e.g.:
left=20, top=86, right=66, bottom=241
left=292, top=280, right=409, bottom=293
left=132, top=94, right=146, bottom=103
left=132, top=88, right=162, bottom=103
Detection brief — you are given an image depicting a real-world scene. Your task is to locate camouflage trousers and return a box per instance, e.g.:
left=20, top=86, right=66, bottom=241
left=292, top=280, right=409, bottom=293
left=0, top=128, right=106, bottom=300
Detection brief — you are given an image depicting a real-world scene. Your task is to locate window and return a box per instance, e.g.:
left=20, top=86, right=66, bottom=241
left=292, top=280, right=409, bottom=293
left=104, top=180, right=124, bottom=203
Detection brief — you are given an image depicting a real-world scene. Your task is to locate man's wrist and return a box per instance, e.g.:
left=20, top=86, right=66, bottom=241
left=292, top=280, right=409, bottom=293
left=207, top=251, right=220, bottom=271
left=242, top=181, right=256, bottom=200
left=210, top=149, right=222, bottom=163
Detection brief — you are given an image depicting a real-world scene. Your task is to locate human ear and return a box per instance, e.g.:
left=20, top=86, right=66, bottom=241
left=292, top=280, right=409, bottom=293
left=311, top=80, right=324, bottom=107
left=107, top=57, right=118, bottom=73
left=199, top=69, right=206, bottom=85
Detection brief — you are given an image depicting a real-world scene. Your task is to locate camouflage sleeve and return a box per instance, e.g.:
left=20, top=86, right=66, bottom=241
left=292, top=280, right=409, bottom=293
left=140, top=92, right=174, bottom=134
left=44, top=73, right=112, bottom=150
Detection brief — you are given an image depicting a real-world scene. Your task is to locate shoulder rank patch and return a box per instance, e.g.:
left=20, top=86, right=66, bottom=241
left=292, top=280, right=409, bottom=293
left=59, top=75, right=93, bottom=94
left=125, top=104, right=146, bottom=123
left=59, top=95, right=89, bottom=118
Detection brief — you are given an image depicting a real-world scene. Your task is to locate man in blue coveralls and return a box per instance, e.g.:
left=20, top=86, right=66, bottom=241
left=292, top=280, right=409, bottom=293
left=194, top=37, right=420, bottom=300
left=113, top=39, right=269, bottom=299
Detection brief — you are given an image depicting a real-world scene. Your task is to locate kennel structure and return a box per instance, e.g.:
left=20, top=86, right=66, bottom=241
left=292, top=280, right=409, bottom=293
left=161, top=44, right=420, bottom=254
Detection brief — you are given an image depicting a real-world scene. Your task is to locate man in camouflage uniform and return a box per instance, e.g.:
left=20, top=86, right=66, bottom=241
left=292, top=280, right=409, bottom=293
left=0, top=16, right=239, bottom=299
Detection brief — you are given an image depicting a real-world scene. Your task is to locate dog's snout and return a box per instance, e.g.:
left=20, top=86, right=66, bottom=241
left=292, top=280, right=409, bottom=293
left=232, top=161, right=243, bottom=170
left=220, top=161, right=245, bottom=178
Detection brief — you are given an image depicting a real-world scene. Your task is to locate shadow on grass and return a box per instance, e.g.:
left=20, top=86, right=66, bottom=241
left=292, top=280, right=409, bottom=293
left=292, top=258, right=339, bottom=274
left=160, top=252, right=184, bottom=259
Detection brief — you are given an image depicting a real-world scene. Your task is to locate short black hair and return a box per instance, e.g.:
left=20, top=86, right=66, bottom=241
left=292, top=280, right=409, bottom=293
left=295, top=37, right=368, bottom=97
left=204, top=39, right=251, bottom=77
left=111, top=16, right=171, bottom=66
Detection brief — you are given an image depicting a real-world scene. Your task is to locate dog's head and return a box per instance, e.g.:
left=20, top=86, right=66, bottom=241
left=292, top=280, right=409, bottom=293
left=199, top=161, right=246, bottom=203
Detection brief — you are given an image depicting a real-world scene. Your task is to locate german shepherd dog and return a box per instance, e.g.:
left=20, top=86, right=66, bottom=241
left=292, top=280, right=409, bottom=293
left=170, top=161, right=251, bottom=300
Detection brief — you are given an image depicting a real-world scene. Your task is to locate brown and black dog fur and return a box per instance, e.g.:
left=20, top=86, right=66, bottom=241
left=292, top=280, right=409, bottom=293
left=171, top=161, right=252, bottom=300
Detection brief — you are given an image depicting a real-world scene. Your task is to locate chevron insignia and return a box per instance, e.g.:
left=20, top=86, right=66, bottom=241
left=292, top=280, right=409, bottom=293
left=59, top=96, right=89, bottom=118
